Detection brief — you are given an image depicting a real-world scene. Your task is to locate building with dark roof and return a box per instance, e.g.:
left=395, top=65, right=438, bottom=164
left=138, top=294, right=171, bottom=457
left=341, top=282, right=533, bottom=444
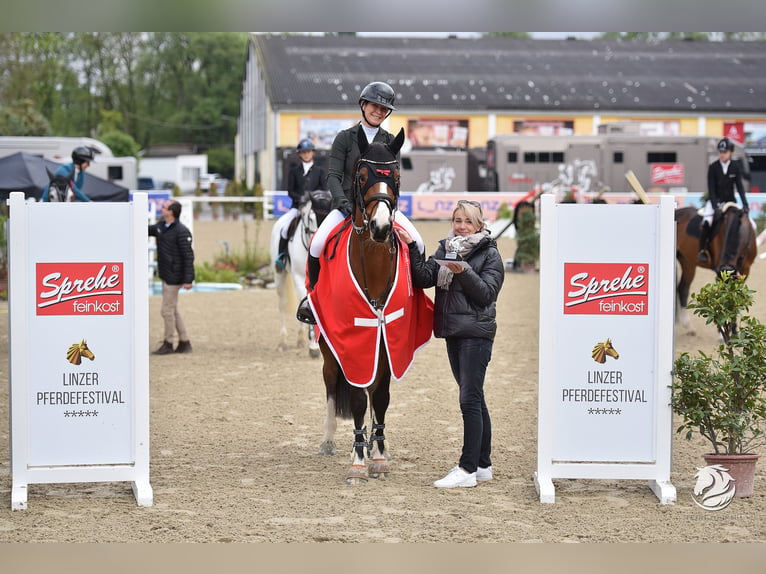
left=237, top=33, right=766, bottom=190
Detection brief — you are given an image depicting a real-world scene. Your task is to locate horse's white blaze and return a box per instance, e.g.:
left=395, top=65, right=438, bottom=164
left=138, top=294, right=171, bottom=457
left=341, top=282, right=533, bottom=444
left=372, top=182, right=392, bottom=229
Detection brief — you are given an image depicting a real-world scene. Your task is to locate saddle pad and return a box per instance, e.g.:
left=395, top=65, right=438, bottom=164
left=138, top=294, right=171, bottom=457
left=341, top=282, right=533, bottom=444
left=309, top=222, right=434, bottom=388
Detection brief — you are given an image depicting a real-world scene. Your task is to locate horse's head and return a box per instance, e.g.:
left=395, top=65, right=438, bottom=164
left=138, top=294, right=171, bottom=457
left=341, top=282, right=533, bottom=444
left=591, top=338, right=619, bottom=364
left=66, top=339, right=95, bottom=365
left=352, top=127, right=405, bottom=242
left=47, top=168, right=72, bottom=202
left=716, top=206, right=752, bottom=277
left=692, top=464, right=736, bottom=510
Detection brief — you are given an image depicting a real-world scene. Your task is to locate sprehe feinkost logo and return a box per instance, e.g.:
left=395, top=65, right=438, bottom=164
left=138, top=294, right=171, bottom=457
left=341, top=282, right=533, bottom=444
left=36, top=262, right=124, bottom=316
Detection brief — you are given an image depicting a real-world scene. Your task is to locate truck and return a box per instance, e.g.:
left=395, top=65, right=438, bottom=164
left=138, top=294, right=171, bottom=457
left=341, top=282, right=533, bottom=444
left=486, top=133, right=750, bottom=198
left=0, top=136, right=138, bottom=190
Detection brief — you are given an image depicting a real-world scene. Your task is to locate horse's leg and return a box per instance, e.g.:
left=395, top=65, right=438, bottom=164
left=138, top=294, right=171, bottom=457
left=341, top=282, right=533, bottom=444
left=367, top=375, right=391, bottom=479
left=676, top=256, right=695, bottom=335
left=318, top=391, right=338, bottom=456
left=346, top=387, right=370, bottom=485
left=274, top=268, right=290, bottom=352
left=307, top=325, right=320, bottom=359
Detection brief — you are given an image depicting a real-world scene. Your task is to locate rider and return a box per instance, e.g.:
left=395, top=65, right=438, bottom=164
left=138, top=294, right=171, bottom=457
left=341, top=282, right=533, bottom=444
left=697, top=137, right=749, bottom=264
left=41, top=146, right=94, bottom=202
left=275, top=138, right=327, bottom=272
left=296, top=81, right=425, bottom=324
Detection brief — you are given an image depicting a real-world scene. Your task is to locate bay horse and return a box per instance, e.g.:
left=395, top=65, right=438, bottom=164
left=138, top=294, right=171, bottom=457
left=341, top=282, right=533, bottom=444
left=675, top=203, right=757, bottom=333
left=269, top=194, right=329, bottom=358
left=308, top=127, right=432, bottom=484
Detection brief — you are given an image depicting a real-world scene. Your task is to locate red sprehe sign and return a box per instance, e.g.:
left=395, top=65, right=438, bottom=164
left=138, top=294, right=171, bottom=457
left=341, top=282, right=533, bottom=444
left=36, top=262, right=124, bottom=316
left=563, top=262, right=649, bottom=315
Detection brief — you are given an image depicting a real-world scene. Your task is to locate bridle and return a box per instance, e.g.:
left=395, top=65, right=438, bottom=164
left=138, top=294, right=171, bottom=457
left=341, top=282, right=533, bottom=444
left=351, top=155, right=400, bottom=311
left=352, top=157, right=399, bottom=236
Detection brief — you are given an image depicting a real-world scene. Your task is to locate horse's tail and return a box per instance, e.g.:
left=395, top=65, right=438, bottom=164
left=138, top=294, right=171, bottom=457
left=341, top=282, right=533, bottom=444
left=334, top=371, right=354, bottom=420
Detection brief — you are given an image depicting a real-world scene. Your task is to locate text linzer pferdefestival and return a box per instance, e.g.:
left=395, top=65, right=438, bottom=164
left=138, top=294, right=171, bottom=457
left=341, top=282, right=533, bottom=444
left=562, top=262, right=650, bottom=413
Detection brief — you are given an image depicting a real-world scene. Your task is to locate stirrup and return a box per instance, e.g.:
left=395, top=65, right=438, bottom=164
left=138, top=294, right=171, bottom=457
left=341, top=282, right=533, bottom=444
left=275, top=252, right=287, bottom=272
left=296, top=296, right=316, bottom=325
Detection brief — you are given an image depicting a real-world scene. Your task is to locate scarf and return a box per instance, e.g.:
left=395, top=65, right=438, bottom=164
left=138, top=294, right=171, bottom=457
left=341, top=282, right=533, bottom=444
left=437, top=229, right=489, bottom=289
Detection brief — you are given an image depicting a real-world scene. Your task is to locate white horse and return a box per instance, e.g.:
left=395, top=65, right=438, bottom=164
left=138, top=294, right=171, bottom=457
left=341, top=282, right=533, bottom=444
left=270, top=201, right=321, bottom=358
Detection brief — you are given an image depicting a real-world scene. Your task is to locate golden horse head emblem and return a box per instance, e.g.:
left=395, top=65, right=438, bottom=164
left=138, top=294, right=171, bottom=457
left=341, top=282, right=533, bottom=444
left=591, top=338, right=619, bottom=364
left=67, top=339, right=95, bottom=365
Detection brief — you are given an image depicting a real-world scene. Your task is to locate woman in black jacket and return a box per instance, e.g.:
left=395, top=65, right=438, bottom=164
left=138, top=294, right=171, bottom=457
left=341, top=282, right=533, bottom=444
left=396, top=200, right=505, bottom=488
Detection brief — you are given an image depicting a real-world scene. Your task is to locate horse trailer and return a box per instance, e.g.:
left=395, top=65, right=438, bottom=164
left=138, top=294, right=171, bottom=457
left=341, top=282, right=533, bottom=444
left=0, top=136, right=138, bottom=190
left=486, top=133, right=749, bottom=198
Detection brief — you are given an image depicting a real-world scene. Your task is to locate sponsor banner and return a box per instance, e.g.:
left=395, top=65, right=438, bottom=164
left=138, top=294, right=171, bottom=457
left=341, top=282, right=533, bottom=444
left=564, top=263, right=649, bottom=315
left=25, top=203, right=135, bottom=466
left=270, top=191, right=533, bottom=220
left=651, top=163, right=684, bottom=185
left=36, top=262, right=124, bottom=316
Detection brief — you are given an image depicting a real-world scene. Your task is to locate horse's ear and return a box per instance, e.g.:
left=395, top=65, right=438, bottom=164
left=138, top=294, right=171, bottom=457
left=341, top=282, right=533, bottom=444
left=46, top=168, right=56, bottom=181
left=389, top=128, right=405, bottom=156
left=357, top=126, right=368, bottom=156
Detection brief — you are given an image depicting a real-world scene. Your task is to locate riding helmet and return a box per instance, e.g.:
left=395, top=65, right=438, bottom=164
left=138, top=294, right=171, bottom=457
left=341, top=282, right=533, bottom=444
left=296, top=138, right=315, bottom=152
left=72, top=146, right=95, bottom=165
left=717, top=138, right=735, bottom=152
left=359, top=82, right=397, bottom=111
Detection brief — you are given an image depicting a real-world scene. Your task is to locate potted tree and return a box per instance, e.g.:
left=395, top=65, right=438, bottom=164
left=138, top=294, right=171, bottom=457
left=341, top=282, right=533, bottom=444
left=672, top=271, right=766, bottom=497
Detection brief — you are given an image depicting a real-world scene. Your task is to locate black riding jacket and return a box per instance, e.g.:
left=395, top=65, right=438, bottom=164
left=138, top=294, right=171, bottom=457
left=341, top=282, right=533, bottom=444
left=286, top=162, right=327, bottom=208
left=406, top=235, right=504, bottom=341
left=148, top=219, right=195, bottom=286
left=327, top=123, right=397, bottom=206
left=707, top=159, right=748, bottom=211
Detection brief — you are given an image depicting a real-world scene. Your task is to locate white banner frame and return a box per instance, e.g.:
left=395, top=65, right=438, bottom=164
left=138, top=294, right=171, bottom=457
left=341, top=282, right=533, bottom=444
left=8, top=192, right=152, bottom=510
left=534, top=194, right=676, bottom=504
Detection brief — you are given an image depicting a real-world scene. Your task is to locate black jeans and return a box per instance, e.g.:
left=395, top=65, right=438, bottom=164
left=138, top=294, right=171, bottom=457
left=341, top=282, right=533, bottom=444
left=445, top=336, right=493, bottom=474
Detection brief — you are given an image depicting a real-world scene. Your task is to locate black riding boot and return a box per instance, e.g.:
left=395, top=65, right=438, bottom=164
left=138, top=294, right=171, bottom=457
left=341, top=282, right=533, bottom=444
left=697, top=221, right=711, bottom=264
left=275, top=235, right=289, bottom=272
left=296, top=255, right=321, bottom=324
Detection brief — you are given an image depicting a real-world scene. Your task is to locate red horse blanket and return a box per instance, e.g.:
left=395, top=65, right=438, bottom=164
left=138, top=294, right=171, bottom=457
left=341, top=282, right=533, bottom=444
left=308, top=222, right=434, bottom=388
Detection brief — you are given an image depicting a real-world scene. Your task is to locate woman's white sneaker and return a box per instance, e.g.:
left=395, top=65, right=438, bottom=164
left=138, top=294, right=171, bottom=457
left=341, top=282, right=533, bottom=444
left=433, top=466, right=477, bottom=488
left=476, top=466, right=493, bottom=482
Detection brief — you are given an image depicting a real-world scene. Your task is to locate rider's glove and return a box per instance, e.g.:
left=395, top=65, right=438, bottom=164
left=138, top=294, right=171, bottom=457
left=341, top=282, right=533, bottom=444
left=332, top=196, right=352, bottom=217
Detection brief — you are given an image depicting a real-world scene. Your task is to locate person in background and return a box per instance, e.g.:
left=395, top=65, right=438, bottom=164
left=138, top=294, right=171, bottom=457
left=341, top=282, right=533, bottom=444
left=149, top=199, right=195, bottom=354
left=42, top=146, right=94, bottom=202
left=296, top=81, right=424, bottom=324
left=274, top=138, right=327, bottom=272
left=698, top=137, right=749, bottom=264
left=395, top=200, right=504, bottom=488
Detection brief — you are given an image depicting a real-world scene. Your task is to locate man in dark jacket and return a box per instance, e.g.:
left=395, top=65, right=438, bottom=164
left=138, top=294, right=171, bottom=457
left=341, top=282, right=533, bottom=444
left=148, top=199, right=195, bottom=354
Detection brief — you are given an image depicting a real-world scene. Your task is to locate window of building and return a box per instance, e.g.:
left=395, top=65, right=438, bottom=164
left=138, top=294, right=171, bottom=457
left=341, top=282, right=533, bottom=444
left=647, top=152, right=677, bottom=163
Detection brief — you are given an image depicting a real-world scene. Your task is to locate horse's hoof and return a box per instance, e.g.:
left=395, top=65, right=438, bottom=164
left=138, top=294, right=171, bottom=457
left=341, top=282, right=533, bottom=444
left=309, top=348, right=321, bottom=359
left=368, top=459, right=390, bottom=479
left=346, top=464, right=368, bottom=484
left=318, top=441, right=336, bottom=456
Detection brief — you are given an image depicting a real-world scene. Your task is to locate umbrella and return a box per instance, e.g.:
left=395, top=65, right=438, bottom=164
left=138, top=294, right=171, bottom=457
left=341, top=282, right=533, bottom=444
left=0, top=151, right=129, bottom=202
